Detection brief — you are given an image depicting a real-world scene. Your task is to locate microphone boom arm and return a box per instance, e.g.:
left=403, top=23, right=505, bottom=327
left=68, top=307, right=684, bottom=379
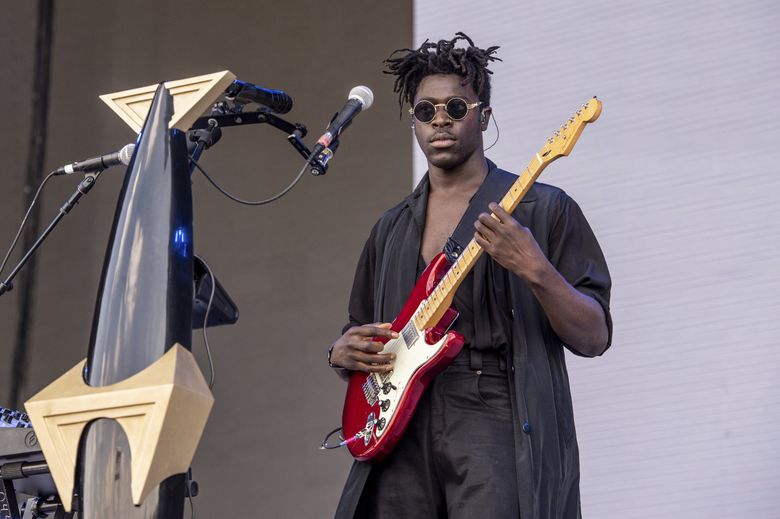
left=190, top=111, right=331, bottom=176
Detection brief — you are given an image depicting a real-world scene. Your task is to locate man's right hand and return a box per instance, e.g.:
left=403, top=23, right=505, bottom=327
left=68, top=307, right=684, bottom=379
left=329, top=323, right=398, bottom=373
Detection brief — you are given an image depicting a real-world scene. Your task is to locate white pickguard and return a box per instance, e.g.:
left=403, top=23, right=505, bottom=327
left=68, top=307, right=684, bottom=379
left=370, top=300, right=449, bottom=439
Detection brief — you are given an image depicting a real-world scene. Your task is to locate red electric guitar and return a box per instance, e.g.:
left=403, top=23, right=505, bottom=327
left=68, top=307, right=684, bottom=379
left=341, top=98, right=603, bottom=461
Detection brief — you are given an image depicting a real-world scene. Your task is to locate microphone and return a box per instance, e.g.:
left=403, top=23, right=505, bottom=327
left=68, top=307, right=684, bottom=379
left=225, top=80, right=293, bottom=114
left=53, top=143, right=135, bottom=176
left=310, top=86, right=374, bottom=172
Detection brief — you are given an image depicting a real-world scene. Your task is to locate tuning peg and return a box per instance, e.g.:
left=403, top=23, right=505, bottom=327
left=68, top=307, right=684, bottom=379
left=569, top=117, right=575, bottom=123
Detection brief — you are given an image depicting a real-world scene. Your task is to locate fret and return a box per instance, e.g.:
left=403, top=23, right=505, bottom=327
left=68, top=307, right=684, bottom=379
left=520, top=169, right=534, bottom=189
left=451, top=261, right=462, bottom=277
left=500, top=193, right=516, bottom=212
left=503, top=190, right=517, bottom=207
left=462, top=245, right=473, bottom=263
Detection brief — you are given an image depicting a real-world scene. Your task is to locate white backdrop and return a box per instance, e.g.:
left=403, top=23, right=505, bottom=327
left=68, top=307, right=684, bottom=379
left=413, top=1, right=780, bottom=517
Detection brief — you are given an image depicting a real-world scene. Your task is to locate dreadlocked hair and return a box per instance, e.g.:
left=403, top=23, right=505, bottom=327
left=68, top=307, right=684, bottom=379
left=383, top=32, right=501, bottom=114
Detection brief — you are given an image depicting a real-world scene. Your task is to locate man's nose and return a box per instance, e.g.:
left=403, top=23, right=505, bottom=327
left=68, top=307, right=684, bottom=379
left=430, top=105, right=451, bottom=127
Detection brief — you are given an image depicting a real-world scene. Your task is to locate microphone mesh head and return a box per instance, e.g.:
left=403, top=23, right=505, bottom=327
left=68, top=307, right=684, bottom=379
left=349, top=86, right=374, bottom=110
left=119, top=143, right=136, bottom=165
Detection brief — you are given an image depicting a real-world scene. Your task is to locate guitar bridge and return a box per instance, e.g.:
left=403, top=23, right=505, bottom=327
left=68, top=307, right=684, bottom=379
left=362, top=374, right=380, bottom=406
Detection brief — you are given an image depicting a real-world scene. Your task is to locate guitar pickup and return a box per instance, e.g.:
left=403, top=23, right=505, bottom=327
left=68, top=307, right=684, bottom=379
left=401, top=322, right=419, bottom=349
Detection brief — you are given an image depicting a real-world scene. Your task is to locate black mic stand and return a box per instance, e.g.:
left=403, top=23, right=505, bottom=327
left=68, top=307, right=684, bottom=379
left=0, top=171, right=103, bottom=297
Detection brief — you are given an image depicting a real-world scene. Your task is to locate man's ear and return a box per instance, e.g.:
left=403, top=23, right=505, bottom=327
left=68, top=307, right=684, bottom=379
left=480, top=107, right=492, bottom=130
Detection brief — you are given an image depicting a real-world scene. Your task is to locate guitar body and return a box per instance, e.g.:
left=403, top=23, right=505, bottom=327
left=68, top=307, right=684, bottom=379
left=342, top=253, right=464, bottom=461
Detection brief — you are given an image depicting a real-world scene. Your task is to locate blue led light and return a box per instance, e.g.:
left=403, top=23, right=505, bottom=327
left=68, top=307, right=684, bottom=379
left=172, top=227, right=190, bottom=257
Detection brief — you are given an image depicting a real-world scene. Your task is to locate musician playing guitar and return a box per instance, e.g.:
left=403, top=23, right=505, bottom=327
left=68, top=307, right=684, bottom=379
left=329, top=33, right=613, bottom=519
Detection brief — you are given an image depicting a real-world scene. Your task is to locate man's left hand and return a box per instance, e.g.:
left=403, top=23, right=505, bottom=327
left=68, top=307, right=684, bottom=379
left=474, top=202, right=547, bottom=283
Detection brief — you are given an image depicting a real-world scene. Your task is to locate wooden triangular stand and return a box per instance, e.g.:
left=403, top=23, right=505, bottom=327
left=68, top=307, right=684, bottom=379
left=99, top=70, right=236, bottom=132
left=25, top=345, right=214, bottom=511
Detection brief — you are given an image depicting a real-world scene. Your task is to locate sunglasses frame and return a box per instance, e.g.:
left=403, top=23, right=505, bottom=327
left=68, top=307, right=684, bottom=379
left=409, top=97, right=482, bottom=123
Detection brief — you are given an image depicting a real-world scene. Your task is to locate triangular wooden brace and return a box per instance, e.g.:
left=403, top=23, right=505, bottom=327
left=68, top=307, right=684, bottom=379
left=99, top=70, right=236, bottom=133
left=24, top=344, right=214, bottom=511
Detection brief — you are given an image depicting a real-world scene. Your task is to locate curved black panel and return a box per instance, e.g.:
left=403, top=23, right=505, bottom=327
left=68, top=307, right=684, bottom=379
left=85, top=84, right=193, bottom=386
left=78, top=84, right=193, bottom=518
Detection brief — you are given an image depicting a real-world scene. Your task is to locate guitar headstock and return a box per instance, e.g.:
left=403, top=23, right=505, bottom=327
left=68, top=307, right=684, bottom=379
left=536, top=97, right=602, bottom=166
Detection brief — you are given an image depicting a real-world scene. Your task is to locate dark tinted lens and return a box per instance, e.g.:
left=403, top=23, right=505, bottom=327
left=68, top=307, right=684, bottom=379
left=445, top=98, right=469, bottom=120
left=413, top=101, right=436, bottom=122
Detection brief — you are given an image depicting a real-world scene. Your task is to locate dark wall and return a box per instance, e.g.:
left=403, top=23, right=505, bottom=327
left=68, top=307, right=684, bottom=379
left=0, top=1, right=412, bottom=516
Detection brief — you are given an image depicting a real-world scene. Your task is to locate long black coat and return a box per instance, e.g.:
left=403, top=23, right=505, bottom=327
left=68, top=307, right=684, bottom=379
left=335, top=162, right=613, bottom=518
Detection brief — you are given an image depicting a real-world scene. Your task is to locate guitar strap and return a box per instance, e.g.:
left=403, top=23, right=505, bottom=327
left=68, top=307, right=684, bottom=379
left=444, top=163, right=518, bottom=263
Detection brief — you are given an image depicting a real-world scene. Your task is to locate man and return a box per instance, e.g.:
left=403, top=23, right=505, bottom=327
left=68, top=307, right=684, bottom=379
left=329, top=33, right=612, bottom=519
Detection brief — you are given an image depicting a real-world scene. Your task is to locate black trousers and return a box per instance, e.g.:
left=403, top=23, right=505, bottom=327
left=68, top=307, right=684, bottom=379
left=354, top=350, right=519, bottom=518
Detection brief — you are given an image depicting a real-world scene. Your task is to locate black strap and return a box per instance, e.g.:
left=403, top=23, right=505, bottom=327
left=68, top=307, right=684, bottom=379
left=444, top=163, right=518, bottom=263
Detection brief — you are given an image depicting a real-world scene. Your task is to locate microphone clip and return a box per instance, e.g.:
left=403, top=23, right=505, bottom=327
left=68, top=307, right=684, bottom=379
left=312, top=140, right=341, bottom=176
left=286, top=131, right=335, bottom=176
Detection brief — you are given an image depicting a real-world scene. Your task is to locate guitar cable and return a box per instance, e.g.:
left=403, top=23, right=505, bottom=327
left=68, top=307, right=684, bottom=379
left=320, top=427, right=346, bottom=450
left=320, top=416, right=377, bottom=450
left=320, top=426, right=366, bottom=450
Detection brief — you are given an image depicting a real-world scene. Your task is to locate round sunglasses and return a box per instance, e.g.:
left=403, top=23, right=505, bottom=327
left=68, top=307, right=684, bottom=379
left=409, top=97, right=482, bottom=123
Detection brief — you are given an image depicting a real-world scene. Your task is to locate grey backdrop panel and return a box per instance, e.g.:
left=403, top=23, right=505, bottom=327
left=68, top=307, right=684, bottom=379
left=0, top=1, right=412, bottom=517
left=415, top=0, right=780, bottom=517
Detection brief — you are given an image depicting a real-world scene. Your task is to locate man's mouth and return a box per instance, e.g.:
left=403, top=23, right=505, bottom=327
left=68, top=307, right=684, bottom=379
left=430, top=133, right=456, bottom=148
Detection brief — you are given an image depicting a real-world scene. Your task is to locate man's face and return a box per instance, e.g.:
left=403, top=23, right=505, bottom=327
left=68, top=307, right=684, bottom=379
left=412, top=74, right=487, bottom=171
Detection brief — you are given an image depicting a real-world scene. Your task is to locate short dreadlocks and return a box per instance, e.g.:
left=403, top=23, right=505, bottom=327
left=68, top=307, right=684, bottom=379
left=383, top=32, right=501, bottom=114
